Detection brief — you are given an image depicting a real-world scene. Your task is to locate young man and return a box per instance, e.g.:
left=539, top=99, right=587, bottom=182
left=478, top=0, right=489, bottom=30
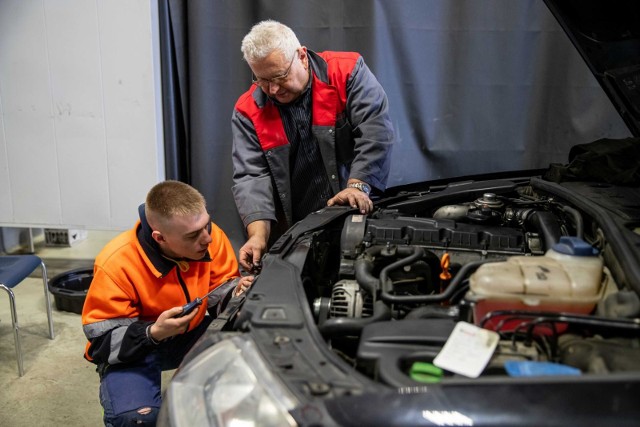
left=232, top=20, right=395, bottom=271
left=82, top=180, right=253, bottom=426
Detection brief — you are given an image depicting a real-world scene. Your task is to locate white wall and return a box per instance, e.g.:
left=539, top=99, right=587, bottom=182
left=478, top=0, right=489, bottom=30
left=0, top=0, right=164, bottom=231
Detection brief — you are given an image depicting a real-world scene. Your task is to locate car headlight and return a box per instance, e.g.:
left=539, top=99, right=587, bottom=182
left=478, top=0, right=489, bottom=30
left=163, top=335, right=298, bottom=427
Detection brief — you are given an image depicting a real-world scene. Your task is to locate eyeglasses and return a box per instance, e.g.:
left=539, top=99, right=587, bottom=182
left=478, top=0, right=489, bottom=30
left=252, top=51, right=297, bottom=88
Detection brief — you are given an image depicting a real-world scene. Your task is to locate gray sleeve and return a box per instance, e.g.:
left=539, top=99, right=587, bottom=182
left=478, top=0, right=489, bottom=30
left=345, top=57, right=395, bottom=191
left=231, top=110, right=278, bottom=227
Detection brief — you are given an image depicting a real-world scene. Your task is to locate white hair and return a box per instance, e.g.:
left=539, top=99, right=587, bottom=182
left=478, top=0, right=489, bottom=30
left=241, top=20, right=301, bottom=63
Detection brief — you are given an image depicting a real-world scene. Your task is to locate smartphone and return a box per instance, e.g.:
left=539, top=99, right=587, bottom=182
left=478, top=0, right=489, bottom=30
left=175, top=297, right=202, bottom=318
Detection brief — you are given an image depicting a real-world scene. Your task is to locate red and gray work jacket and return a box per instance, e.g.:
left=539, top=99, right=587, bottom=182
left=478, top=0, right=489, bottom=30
left=232, top=50, right=395, bottom=232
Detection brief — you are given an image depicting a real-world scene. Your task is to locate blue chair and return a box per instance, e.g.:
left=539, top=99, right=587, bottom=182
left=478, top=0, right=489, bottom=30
left=0, top=255, right=55, bottom=376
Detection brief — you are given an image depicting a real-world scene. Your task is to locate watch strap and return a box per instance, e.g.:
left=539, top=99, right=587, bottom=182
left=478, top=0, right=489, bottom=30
left=347, top=182, right=371, bottom=195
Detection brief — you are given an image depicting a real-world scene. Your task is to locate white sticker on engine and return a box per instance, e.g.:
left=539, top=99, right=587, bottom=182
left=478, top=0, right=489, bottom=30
left=433, top=321, right=499, bottom=378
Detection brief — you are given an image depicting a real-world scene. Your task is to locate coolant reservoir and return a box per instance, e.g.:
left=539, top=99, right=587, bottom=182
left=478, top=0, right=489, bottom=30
left=467, top=236, right=604, bottom=327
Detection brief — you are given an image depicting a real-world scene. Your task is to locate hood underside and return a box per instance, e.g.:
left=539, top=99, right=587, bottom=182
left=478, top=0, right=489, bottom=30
left=544, top=0, right=640, bottom=136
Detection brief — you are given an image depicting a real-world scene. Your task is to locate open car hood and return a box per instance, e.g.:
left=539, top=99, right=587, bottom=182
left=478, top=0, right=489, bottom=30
left=543, top=0, right=640, bottom=136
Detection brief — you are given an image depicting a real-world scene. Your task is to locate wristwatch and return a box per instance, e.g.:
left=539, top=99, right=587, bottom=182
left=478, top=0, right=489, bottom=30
left=348, top=182, right=371, bottom=195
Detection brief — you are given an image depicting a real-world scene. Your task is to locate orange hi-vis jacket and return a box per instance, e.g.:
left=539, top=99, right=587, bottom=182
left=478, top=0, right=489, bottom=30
left=81, top=204, right=240, bottom=366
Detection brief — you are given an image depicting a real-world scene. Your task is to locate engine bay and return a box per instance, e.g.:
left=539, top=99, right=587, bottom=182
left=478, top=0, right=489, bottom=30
left=303, top=177, right=640, bottom=386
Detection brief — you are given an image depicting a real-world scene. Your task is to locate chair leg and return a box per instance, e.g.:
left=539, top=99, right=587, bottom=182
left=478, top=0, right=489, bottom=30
left=0, top=284, right=25, bottom=377
left=40, top=261, right=55, bottom=340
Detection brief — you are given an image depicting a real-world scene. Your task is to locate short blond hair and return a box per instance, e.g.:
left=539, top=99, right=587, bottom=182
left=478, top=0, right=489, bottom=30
left=145, top=180, right=206, bottom=226
left=241, top=20, right=301, bottom=64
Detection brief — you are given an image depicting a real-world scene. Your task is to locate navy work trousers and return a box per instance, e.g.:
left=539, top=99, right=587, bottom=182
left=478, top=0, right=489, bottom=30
left=98, top=316, right=213, bottom=426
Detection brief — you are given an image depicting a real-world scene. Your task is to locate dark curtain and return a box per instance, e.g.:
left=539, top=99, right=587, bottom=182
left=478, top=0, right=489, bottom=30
left=158, top=0, right=631, bottom=252
left=159, top=0, right=190, bottom=182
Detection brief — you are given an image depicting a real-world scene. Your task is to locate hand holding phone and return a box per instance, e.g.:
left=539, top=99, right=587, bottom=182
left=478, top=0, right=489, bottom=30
left=175, top=297, right=202, bottom=318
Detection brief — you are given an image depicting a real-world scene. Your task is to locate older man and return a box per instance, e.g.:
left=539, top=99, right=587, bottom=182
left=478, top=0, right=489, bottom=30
left=231, top=19, right=395, bottom=271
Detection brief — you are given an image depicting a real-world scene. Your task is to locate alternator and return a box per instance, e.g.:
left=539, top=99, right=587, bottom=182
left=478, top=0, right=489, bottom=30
left=329, top=279, right=374, bottom=318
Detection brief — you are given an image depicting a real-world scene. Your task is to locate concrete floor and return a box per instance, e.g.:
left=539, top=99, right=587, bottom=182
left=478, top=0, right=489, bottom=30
left=0, top=230, right=174, bottom=426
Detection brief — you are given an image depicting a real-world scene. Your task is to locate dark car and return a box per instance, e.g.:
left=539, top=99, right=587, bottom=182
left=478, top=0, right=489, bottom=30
left=159, top=1, right=640, bottom=426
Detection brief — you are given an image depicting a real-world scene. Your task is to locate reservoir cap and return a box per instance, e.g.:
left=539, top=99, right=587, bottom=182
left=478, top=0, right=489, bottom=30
left=552, top=236, right=599, bottom=256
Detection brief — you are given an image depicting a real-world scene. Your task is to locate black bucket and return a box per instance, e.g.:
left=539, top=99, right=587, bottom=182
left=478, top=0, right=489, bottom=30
left=48, top=267, right=93, bottom=314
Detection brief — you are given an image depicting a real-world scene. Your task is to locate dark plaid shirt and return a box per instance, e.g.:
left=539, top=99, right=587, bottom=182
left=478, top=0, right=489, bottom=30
left=276, top=81, right=333, bottom=223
